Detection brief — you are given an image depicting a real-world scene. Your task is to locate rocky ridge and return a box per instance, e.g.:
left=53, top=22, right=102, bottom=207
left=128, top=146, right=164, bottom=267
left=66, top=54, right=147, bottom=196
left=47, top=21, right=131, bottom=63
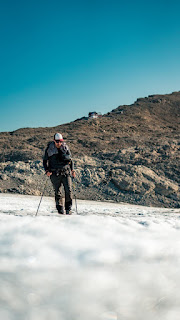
left=0, top=91, right=179, bottom=208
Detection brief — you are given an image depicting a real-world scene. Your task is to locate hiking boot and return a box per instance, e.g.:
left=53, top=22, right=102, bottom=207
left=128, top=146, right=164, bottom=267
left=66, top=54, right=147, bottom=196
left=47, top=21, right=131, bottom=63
left=66, top=209, right=72, bottom=215
left=56, top=205, right=64, bottom=214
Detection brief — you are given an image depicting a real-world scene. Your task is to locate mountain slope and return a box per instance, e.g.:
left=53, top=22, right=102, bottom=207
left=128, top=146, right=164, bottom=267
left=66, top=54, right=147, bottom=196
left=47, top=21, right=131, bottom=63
left=0, top=91, right=179, bottom=207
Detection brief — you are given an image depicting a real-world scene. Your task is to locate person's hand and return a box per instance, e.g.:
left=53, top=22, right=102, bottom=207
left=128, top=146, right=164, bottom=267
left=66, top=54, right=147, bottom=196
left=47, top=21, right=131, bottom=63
left=71, top=170, right=76, bottom=178
left=46, top=171, right=52, bottom=177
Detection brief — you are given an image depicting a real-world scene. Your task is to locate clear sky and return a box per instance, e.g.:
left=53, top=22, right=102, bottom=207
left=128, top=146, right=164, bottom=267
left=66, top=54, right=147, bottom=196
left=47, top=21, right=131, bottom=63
left=0, top=0, right=180, bottom=132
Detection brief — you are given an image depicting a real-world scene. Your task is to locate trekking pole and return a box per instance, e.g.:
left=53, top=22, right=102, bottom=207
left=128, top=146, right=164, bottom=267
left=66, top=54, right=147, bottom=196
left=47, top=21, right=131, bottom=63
left=35, top=177, right=48, bottom=216
left=72, top=177, right=78, bottom=214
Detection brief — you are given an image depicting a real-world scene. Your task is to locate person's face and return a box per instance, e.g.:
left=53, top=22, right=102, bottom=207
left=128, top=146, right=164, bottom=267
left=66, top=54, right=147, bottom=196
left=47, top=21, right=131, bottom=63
left=54, top=140, right=62, bottom=148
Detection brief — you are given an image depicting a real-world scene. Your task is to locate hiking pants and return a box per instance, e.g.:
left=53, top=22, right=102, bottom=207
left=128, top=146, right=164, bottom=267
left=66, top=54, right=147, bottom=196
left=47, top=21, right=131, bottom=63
left=50, top=173, right=72, bottom=210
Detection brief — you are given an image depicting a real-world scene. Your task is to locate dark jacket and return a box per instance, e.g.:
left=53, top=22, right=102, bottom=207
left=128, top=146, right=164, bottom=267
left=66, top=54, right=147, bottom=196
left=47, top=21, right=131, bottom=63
left=43, top=141, right=74, bottom=172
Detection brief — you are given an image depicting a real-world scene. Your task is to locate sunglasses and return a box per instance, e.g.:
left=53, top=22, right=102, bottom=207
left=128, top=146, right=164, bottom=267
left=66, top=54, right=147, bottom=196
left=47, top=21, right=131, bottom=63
left=55, top=140, right=62, bottom=143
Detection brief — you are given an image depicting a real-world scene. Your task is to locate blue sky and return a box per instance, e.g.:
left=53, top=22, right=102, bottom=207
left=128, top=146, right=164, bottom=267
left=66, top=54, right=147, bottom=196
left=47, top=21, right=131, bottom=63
left=0, top=0, right=180, bottom=132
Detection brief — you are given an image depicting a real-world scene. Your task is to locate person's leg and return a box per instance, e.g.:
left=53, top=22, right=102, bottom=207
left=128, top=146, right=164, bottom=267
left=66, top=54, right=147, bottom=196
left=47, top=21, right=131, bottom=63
left=62, top=174, right=72, bottom=213
left=50, top=174, right=64, bottom=213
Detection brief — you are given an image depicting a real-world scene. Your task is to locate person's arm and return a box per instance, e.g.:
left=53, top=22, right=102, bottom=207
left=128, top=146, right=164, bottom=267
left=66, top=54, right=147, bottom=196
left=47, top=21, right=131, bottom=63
left=70, top=160, right=75, bottom=178
left=70, top=159, right=74, bottom=171
left=43, top=148, right=52, bottom=176
left=43, top=159, right=49, bottom=172
left=65, top=145, right=75, bottom=178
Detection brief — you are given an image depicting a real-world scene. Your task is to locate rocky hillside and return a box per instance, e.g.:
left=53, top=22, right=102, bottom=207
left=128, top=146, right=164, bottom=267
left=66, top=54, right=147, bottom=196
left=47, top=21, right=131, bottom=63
left=0, top=91, right=180, bottom=208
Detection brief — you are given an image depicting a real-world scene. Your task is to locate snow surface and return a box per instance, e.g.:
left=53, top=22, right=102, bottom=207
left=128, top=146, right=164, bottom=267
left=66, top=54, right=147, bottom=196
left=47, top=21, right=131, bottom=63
left=0, top=193, right=180, bottom=320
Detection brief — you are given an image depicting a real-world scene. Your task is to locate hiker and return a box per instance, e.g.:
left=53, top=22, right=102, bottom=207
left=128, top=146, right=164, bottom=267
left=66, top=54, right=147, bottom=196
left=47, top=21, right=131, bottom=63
left=43, top=133, right=75, bottom=214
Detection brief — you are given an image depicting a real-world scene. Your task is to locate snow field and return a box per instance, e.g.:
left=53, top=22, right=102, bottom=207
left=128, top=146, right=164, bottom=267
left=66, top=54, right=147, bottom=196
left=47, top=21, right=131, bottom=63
left=0, top=193, right=180, bottom=320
